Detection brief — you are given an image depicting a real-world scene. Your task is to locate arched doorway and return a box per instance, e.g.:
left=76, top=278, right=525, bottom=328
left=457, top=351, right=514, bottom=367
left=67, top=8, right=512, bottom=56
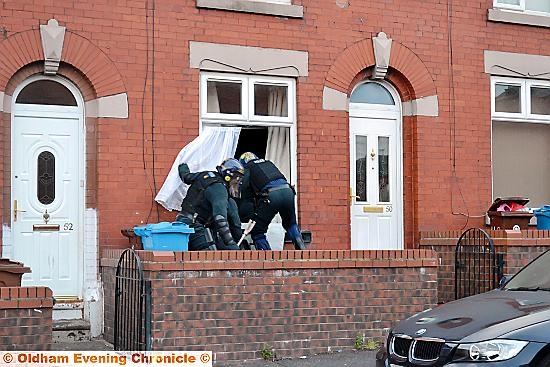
left=349, top=81, right=403, bottom=249
left=10, top=75, right=85, bottom=298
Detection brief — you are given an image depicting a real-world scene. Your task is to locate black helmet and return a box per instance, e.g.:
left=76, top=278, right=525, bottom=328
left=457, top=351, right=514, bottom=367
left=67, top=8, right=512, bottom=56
left=217, top=158, right=245, bottom=181
left=239, top=152, right=259, bottom=166
left=217, top=158, right=245, bottom=199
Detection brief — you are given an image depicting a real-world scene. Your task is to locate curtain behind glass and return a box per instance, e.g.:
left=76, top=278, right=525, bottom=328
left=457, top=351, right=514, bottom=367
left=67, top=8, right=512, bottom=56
left=265, top=88, right=290, bottom=179
left=155, top=127, right=241, bottom=211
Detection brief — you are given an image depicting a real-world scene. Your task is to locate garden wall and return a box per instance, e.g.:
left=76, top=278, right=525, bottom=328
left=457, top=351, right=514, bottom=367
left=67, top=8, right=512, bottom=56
left=420, top=229, right=550, bottom=304
left=101, top=249, right=438, bottom=363
left=0, top=286, right=53, bottom=350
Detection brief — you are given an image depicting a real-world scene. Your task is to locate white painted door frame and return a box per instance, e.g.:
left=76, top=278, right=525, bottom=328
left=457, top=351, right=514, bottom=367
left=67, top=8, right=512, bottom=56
left=10, top=74, right=85, bottom=298
left=349, top=81, right=403, bottom=250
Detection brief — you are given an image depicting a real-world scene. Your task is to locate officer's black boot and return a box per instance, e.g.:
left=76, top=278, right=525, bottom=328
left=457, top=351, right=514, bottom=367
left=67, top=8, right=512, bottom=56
left=288, top=224, right=306, bottom=250
left=293, top=236, right=306, bottom=250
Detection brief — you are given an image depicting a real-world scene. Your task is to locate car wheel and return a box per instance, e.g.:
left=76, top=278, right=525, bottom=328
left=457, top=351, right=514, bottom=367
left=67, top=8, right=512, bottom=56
left=538, top=354, right=550, bottom=367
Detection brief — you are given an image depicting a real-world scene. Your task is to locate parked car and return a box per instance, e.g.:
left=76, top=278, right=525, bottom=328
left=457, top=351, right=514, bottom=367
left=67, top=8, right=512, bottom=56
left=385, top=249, right=550, bottom=366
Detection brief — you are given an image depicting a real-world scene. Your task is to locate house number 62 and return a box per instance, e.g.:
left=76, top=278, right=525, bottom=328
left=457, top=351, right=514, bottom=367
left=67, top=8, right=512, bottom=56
left=63, top=223, right=74, bottom=231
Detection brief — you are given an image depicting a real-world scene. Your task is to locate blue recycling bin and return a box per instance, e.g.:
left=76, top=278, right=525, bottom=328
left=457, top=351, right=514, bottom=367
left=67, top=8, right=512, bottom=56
left=133, top=222, right=194, bottom=251
left=534, top=205, right=550, bottom=230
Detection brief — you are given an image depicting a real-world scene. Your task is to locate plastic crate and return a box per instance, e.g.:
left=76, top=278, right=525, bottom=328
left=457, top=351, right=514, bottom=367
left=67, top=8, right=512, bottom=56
left=133, top=222, right=194, bottom=251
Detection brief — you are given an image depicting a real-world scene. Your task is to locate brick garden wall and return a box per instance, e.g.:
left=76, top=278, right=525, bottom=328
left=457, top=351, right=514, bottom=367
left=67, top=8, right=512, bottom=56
left=0, top=287, right=53, bottom=350
left=420, top=230, right=550, bottom=304
left=102, top=249, right=438, bottom=363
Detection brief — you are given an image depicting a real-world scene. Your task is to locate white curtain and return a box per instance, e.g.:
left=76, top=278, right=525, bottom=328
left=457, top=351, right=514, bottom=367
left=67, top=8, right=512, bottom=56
left=155, top=126, right=241, bottom=211
left=265, top=86, right=290, bottom=179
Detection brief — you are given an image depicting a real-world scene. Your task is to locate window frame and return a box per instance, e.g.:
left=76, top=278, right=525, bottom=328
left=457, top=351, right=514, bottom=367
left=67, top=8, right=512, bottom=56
left=200, top=74, right=248, bottom=121
left=249, top=77, right=294, bottom=124
left=493, top=0, right=550, bottom=15
left=201, top=72, right=296, bottom=126
left=527, top=81, right=550, bottom=118
left=491, top=76, right=550, bottom=123
left=494, top=0, right=522, bottom=11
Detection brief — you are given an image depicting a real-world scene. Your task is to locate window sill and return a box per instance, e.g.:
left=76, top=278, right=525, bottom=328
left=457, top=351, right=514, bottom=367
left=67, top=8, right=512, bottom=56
left=196, top=0, right=303, bottom=18
left=488, top=8, right=550, bottom=28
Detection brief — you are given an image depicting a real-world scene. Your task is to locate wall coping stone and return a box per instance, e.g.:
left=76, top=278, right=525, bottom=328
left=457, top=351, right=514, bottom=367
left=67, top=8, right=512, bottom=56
left=420, top=230, right=550, bottom=247
left=101, top=249, right=438, bottom=271
left=0, top=286, right=54, bottom=309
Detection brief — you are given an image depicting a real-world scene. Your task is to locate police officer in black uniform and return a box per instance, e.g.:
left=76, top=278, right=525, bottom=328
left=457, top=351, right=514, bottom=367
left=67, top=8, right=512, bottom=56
left=175, top=158, right=245, bottom=251
left=238, top=152, right=306, bottom=251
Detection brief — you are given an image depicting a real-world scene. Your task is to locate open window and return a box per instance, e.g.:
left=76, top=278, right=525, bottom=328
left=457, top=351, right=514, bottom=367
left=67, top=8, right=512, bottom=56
left=200, top=72, right=295, bottom=181
left=201, top=72, right=297, bottom=249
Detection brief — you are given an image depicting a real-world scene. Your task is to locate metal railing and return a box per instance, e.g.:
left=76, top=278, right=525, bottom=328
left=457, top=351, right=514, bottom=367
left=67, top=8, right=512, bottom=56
left=114, top=248, right=151, bottom=351
left=455, top=228, right=504, bottom=300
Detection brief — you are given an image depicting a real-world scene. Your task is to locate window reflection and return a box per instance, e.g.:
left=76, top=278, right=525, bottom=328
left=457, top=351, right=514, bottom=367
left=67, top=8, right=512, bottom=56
left=350, top=83, right=395, bottom=105
left=16, top=80, right=77, bottom=106
left=531, top=87, right=550, bottom=115
left=495, top=84, right=521, bottom=113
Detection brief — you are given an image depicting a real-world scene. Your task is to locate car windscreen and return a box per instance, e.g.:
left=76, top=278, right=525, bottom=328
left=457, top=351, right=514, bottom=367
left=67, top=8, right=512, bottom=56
left=504, top=250, right=550, bottom=291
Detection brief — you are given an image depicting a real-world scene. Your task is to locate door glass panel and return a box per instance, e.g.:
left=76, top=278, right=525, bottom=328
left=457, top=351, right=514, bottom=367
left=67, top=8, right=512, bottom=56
left=254, top=84, right=288, bottom=117
left=16, top=80, right=77, bottom=106
left=378, top=137, right=390, bottom=202
left=206, top=80, right=242, bottom=114
left=531, top=86, right=550, bottom=115
left=37, top=151, right=55, bottom=205
left=495, top=83, right=521, bottom=113
left=355, top=136, right=368, bottom=201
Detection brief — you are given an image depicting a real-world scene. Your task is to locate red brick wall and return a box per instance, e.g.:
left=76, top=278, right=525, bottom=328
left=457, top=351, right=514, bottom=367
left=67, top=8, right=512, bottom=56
left=101, top=249, right=438, bottom=362
left=0, top=286, right=53, bottom=350
left=420, top=230, right=550, bottom=303
left=1, top=1, right=547, bottom=249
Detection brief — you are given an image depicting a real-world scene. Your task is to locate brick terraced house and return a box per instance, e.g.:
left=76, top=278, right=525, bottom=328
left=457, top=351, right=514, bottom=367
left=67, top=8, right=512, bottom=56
left=1, top=0, right=550, bottom=339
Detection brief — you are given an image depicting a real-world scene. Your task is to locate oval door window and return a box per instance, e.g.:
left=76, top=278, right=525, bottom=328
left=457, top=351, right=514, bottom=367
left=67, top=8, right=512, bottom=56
left=37, top=151, right=55, bottom=204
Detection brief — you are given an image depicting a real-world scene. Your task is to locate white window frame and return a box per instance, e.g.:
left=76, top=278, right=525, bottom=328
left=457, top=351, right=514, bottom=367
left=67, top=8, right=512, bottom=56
left=200, top=72, right=295, bottom=126
left=491, top=76, right=550, bottom=123
left=200, top=74, right=248, bottom=121
left=494, top=0, right=522, bottom=11
left=527, top=81, right=550, bottom=118
left=493, top=0, right=550, bottom=15
left=249, top=77, right=294, bottom=124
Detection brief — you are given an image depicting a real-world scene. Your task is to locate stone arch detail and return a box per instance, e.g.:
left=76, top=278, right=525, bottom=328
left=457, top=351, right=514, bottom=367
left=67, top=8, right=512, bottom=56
left=0, top=29, right=125, bottom=99
left=325, top=38, right=436, bottom=101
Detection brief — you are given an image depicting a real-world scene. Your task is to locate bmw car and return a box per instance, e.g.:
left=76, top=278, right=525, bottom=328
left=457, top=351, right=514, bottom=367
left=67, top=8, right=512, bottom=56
left=385, top=249, right=550, bottom=366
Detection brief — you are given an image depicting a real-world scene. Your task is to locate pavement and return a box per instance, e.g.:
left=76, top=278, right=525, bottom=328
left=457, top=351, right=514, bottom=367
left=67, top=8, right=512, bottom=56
left=51, top=340, right=383, bottom=367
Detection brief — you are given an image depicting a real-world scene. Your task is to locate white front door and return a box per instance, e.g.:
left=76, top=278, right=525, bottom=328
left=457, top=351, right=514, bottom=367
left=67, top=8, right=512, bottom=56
left=11, top=99, right=83, bottom=298
left=350, top=115, right=403, bottom=250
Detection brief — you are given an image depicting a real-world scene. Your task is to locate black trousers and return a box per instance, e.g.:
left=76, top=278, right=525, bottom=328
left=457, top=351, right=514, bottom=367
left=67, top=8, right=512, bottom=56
left=251, top=186, right=298, bottom=236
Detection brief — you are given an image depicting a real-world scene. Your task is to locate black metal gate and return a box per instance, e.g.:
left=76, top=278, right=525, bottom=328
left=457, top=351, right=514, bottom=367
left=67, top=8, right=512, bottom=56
left=114, top=248, right=151, bottom=350
left=455, top=228, right=504, bottom=300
